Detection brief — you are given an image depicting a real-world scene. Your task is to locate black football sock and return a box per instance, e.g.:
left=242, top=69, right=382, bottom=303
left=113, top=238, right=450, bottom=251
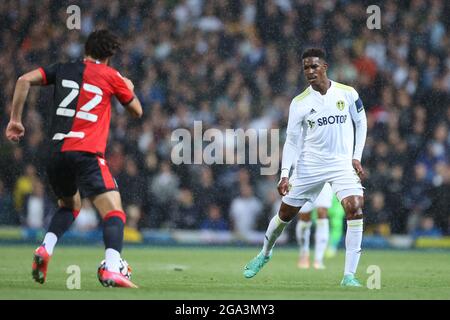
left=47, top=207, right=79, bottom=238
left=103, top=211, right=126, bottom=273
left=103, top=211, right=126, bottom=252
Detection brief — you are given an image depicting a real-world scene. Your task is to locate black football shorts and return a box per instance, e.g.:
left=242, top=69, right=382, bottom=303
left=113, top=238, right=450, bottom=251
left=46, top=151, right=118, bottom=199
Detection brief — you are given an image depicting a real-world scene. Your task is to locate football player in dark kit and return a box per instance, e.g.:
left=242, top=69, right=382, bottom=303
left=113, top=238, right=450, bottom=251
left=5, top=30, right=142, bottom=288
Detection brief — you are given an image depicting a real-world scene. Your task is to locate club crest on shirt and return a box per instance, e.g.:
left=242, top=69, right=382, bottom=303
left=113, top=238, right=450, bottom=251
left=336, top=100, right=345, bottom=111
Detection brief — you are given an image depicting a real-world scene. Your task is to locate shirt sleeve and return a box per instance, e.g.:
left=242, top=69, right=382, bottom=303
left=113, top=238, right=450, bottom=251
left=111, top=71, right=135, bottom=105
left=349, top=88, right=367, bottom=161
left=39, top=63, right=59, bottom=85
left=280, top=99, right=305, bottom=178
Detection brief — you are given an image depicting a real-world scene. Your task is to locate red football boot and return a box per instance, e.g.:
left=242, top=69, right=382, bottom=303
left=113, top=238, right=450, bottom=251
left=32, top=246, right=51, bottom=284
left=97, top=268, right=138, bottom=288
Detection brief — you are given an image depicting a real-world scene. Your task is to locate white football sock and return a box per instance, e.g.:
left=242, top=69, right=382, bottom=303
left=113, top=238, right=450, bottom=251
left=295, top=220, right=312, bottom=256
left=42, top=232, right=58, bottom=255
left=262, top=214, right=289, bottom=257
left=105, top=248, right=121, bottom=273
left=344, top=219, right=363, bottom=276
left=314, top=219, right=329, bottom=264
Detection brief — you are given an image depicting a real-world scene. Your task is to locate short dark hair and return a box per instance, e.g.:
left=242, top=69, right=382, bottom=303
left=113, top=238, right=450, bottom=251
left=84, top=30, right=120, bottom=60
left=301, top=48, right=326, bottom=62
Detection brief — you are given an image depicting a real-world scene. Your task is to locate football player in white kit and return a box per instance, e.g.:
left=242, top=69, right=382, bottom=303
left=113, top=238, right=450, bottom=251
left=296, top=183, right=332, bottom=270
left=243, top=48, right=367, bottom=287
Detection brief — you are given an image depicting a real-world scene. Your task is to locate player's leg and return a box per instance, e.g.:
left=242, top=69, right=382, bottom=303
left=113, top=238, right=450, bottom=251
left=314, top=207, right=329, bottom=269
left=263, top=182, right=324, bottom=259
left=296, top=208, right=312, bottom=269
left=33, top=193, right=82, bottom=284
left=330, top=167, right=365, bottom=287
left=78, top=152, right=137, bottom=288
left=243, top=180, right=324, bottom=279
left=42, top=193, right=82, bottom=255
left=90, top=190, right=125, bottom=273
left=334, top=187, right=364, bottom=287
left=244, top=202, right=300, bottom=278
left=263, top=202, right=301, bottom=256
left=313, top=183, right=332, bottom=269
left=91, top=191, right=137, bottom=288
left=33, top=153, right=80, bottom=284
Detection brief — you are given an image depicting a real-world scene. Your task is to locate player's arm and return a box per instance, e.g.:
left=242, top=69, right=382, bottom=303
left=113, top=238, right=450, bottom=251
left=122, top=77, right=143, bottom=119
left=112, top=72, right=143, bottom=119
left=278, top=100, right=304, bottom=196
left=349, top=90, right=367, bottom=179
left=125, top=98, right=143, bottom=118
left=5, top=69, right=45, bottom=142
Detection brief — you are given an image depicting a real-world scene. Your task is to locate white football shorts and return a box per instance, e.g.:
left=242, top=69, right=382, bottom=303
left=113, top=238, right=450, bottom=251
left=299, top=182, right=333, bottom=212
left=282, top=166, right=364, bottom=208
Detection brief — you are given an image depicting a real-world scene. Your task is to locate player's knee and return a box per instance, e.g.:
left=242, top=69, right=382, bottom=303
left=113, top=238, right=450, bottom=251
left=91, top=190, right=123, bottom=216
left=317, top=208, right=328, bottom=219
left=342, top=196, right=364, bottom=220
left=58, top=197, right=81, bottom=211
left=299, top=212, right=311, bottom=221
left=279, top=202, right=300, bottom=222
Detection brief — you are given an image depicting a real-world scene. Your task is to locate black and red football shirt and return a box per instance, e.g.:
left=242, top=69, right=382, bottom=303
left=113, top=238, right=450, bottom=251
left=39, top=59, right=134, bottom=155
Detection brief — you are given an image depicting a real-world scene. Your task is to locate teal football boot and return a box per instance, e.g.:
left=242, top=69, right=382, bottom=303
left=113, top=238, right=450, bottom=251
left=243, top=251, right=272, bottom=279
left=340, top=274, right=363, bottom=287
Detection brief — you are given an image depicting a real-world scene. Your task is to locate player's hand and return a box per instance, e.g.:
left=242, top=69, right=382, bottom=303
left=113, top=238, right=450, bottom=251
left=123, top=77, right=135, bottom=92
left=277, top=177, right=290, bottom=196
left=352, top=159, right=365, bottom=180
left=5, top=120, right=25, bottom=143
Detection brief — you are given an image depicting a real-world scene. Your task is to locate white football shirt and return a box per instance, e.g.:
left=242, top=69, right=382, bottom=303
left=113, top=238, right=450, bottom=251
left=285, top=80, right=366, bottom=172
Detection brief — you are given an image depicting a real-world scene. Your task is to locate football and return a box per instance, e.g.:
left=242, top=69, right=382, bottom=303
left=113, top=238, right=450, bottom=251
left=98, top=259, right=132, bottom=280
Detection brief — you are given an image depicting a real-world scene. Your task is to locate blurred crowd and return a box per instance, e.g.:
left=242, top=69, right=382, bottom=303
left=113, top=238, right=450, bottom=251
left=0, top=0, right=449, bottom=240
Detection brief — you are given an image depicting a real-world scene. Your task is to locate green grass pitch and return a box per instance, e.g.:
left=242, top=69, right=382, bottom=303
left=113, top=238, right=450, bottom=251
left=0, top=245, right=449, bottom=299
